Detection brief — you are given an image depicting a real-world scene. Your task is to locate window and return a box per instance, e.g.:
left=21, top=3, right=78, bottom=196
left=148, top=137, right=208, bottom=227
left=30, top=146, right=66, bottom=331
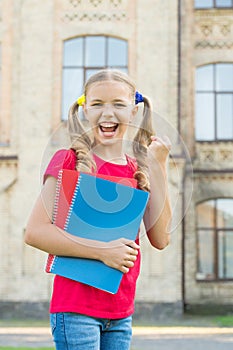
left=62, top=36, right=128, bottom=120
left=195, top=63, right=233, bottom=141
left=196, top=199, right=233, bottom=280
left=195, top=0, right=233, bottom=8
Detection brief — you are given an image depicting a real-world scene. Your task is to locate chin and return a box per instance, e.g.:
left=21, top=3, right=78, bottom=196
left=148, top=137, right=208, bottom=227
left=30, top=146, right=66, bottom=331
left=96, top=137, right=120, bottom=146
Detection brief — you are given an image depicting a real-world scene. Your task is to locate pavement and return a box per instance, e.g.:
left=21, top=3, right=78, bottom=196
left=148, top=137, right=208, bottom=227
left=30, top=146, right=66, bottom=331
left=0, top=326, right=233, bottom=349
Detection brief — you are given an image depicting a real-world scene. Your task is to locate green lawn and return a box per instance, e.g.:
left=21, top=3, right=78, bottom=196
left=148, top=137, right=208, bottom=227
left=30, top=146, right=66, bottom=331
left=214, top=315, right=233, bottom=327
left=2, top=313, right=233, bottom=328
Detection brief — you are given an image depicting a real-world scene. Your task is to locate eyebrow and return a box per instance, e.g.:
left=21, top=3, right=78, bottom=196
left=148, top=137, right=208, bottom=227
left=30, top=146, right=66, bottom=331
left=90, top=99, right=103, bottom=102
left=90, top=98, right=128, bottom=103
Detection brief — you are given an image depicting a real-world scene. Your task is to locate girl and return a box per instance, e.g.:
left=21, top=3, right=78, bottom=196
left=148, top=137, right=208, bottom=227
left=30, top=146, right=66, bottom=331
left=25, top=69, right=171, bottom=350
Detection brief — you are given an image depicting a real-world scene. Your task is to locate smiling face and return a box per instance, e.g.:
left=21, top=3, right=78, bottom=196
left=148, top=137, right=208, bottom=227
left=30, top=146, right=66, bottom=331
left=83, top=80, right=138, bottom=148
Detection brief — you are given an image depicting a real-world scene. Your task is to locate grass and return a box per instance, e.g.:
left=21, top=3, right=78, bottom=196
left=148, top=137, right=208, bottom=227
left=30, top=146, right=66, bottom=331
left=2, top=314, right=233, bottom=328
left=1, top=314, right=233, bottom=327
left=214, top=315, right=233, bottom=327
left=132, top=313, right=233, bottom=328
left=0, top=320, right=50, bottom=327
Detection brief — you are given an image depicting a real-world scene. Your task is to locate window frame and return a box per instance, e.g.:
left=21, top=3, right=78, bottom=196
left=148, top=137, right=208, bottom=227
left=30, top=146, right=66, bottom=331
left=195, top=0, right=233, bottom=9
left=196, top=198, right=233, bottom=282
left=195, top=63, right=233, bottom=142
left=61, top=35, right=128, bottom=120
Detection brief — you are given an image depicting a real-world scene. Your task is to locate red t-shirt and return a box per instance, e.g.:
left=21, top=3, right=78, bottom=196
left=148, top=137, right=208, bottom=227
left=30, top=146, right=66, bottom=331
left=44, top=149, right=142, bottom=319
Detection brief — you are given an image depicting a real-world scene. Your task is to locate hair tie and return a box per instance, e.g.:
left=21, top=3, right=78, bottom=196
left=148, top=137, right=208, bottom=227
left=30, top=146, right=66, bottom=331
left=77, top=94, right=86, bottom=106
left=135, top=91, right=144, bottom=105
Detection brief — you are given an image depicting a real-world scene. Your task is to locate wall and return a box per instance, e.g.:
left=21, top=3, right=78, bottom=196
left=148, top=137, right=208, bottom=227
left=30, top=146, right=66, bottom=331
left=0, top=0, right=185, bottom=318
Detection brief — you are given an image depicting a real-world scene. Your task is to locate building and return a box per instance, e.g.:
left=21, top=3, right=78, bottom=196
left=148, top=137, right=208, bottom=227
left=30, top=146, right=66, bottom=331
left=0, top=0, right=232, bottom=319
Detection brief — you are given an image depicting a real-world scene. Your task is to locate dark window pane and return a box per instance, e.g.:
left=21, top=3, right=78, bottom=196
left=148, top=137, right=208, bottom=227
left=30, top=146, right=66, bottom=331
left=217, top=94, right=233, bottom=139
left=218, top=231, right=233, bottom=279
left=196, top=65, right=214, bottom=91
left=62, top=68, right=83, bottom=119
left=63, top=38, right=83, bottom=67
left=108, top=38, right=127, bottom=66
left=216, top=0, right=232, bottom=7
left=217, top=199, right=233, bottom=228
left=216, top=64, right=233, bottom=92
left=197, top=200, right=215, bottom=228
left=197, top=230, right=215, bottom=280
left=85, top=36, right=105, bottom=67
left=196, top=199, right=233, bottom=281
left=195, top=0, right=213, bottom=8
left=195, top=93, right=215, bottom=140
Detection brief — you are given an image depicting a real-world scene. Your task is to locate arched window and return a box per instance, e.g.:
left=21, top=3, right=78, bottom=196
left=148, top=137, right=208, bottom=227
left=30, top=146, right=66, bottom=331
left=196, top=198, right=233, bottom=280
left=195, top=63, right=233, bottom=141
left=62, top=36, right=128, bottom=120
left=195, top=0, right=233, bottom=9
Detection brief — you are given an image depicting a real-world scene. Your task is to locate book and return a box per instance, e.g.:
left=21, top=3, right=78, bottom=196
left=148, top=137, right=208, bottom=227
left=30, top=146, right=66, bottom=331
left=45, top=170, right=138, bottom=272
left=46, top=169, right=149, bottom=294
left=46, top=170, right=137, bottom=270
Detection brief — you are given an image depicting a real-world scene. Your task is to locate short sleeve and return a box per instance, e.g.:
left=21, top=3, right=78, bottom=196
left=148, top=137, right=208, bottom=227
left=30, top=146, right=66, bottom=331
left=43, top=149, right=76, bottom=183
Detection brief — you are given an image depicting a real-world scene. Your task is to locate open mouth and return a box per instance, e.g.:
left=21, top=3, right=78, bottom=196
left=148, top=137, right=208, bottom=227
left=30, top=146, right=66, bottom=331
left=98, top=122, right=119, bottom=137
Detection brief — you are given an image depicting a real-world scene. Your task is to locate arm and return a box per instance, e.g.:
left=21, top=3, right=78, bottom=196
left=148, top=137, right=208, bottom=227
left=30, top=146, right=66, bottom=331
left=25, top=176, right=139, bottom=273
left=143, top=136, right=172, bottom=250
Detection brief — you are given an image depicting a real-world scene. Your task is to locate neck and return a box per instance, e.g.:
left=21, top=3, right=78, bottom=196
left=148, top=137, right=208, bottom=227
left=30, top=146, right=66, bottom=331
left=92, top=142, right=127, bottom=165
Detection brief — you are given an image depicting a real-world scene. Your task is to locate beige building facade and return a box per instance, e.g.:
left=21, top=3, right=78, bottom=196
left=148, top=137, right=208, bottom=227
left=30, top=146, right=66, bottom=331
left=0, top=0, right=232, bottom=319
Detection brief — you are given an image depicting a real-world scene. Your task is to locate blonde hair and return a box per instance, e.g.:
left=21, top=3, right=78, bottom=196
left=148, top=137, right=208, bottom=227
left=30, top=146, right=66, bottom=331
left=68, top=69, right=154, bottom=191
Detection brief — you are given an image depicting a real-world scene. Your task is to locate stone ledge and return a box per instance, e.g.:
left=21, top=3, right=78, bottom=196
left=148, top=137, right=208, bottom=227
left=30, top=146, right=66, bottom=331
left=0, top=301, right=50, bottom=320
left=134, top=302, right=183, bottom=323
left=0, top=301, right=183, bottom=321
left=185, top=303, right=233, bottom=316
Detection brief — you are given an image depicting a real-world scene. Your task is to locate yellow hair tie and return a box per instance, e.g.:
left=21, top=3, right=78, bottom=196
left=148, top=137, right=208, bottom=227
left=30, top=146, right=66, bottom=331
left=77, top=94, right=86, bottom=106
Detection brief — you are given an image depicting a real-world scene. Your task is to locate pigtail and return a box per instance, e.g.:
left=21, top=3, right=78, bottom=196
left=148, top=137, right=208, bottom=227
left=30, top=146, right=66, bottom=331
left=133, top=96, right=154, bottom=192
left=68, top=101, right=96, bottom=173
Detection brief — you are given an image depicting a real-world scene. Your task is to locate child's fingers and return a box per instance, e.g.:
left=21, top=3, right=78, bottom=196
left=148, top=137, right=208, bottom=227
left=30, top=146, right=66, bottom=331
left=151, top=135, right=171, bottom=149
left=121, top=238, right=140, bottom=250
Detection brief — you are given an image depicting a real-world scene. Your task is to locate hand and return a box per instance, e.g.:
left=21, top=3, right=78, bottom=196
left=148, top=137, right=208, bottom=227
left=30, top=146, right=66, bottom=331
left=101, top=238, right=140, bottom=273
left=147, top=135, right=171, bottom=166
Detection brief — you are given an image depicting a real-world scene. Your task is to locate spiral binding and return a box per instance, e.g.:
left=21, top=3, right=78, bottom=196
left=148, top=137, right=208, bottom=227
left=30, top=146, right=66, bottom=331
left=45, top=169, right=63, bottom=273
left=52, top=169, right=63, bottom=224
left=64, top=174, right=82, bottom=231
left=45, top=253, right=56, bottom=273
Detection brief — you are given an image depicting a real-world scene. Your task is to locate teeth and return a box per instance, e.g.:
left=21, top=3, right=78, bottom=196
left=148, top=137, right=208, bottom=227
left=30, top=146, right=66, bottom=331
left=99, top=122, right=117, bottom=128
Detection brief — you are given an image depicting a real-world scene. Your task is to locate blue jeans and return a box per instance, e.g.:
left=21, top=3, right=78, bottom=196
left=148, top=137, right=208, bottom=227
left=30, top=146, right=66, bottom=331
left=50, top=312, right=132, bottom=350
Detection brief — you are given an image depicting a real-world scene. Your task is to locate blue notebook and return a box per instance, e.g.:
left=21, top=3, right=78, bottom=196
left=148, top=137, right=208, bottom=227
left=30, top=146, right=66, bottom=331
left=47, top=172, right=149, bottom=294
